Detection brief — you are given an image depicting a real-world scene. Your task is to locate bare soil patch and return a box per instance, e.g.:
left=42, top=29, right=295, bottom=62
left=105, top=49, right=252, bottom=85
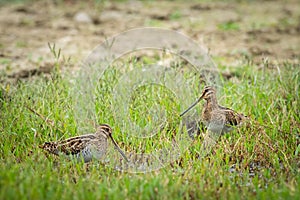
left=0, top=0, right=299, bottom=81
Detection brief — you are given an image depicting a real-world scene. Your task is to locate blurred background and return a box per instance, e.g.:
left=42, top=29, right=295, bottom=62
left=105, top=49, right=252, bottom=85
left=0, top=0, right=299, bottom=82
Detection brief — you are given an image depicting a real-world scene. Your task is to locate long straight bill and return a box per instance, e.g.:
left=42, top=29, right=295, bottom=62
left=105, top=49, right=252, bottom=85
left=109, top=135, right=129, bottom=162
left=180, top=97, right=203, bottom=117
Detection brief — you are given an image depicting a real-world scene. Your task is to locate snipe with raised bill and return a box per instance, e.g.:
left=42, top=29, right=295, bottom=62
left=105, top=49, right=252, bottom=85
left=180, top=86, right=248, bottom=135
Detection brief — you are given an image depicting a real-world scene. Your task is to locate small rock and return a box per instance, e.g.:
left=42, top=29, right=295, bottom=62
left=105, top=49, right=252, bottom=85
left=74, top=12, right=92, bottom=24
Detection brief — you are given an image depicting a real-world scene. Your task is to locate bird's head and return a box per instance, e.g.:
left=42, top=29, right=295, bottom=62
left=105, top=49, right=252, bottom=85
left=98, top=124, right=113, bottom=138
left=199, top=86, right=216, bottom=101
left=180, top=86, right=217, bottom=117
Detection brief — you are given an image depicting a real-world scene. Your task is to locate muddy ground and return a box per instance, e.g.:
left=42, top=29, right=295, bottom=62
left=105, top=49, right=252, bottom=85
left=0, top=0, right=299, bottom=82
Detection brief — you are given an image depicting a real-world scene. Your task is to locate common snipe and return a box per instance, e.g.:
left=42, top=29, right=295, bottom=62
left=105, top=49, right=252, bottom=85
left=39, top=124, right=128, bottom=163
left=181, top=86, right=248, bottom=135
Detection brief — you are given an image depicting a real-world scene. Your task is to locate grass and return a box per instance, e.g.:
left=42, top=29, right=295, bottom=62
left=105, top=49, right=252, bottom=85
left=217, top=21, right=240, bottom=31
left=0, top=48, right=300, bottom=200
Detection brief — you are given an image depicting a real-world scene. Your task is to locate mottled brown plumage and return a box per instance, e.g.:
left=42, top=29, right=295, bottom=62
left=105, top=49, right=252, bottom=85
left=39, top=124, right=128, bottom=162
left=181, top=86, right=247, bottom=134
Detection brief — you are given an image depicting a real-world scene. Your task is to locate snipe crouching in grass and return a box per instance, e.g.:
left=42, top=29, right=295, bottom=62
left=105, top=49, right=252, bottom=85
left=181, top=86, right=248, bottom=135
left=39, top=124, right=128, bottom=163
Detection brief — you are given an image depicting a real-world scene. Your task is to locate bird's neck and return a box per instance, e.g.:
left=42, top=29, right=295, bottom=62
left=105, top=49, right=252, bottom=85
left=96, top=131, right=108, bottom=138
left=205, top=96, right=219, bottom=110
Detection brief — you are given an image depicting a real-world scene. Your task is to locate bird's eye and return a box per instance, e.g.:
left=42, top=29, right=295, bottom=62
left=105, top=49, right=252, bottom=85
left=103, top=127, right=111, bottom=133
left=100, top=124, right=112, bottom=134
left=204, top=88, right=210, bottom=93
left=203, top=86, right=212, bottom=92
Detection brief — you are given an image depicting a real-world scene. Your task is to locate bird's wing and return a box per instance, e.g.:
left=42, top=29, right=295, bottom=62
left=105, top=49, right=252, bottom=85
left=219, top=105, right=245, bottom=126
left=225, top=109, right=246, bottom=127
left=58, top=134, right=96, bottom=155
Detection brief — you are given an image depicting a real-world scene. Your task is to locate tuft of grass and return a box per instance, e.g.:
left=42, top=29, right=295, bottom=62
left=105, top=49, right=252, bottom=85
left=169, top=10, right=182, bottom=20
left=218, top=21, right=240, bottom=31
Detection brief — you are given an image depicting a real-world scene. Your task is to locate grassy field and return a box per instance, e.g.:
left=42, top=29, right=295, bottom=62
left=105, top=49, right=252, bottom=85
left=1, top=0, right=300, bottom=199
left=1, top=49, right=299, bottom=199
